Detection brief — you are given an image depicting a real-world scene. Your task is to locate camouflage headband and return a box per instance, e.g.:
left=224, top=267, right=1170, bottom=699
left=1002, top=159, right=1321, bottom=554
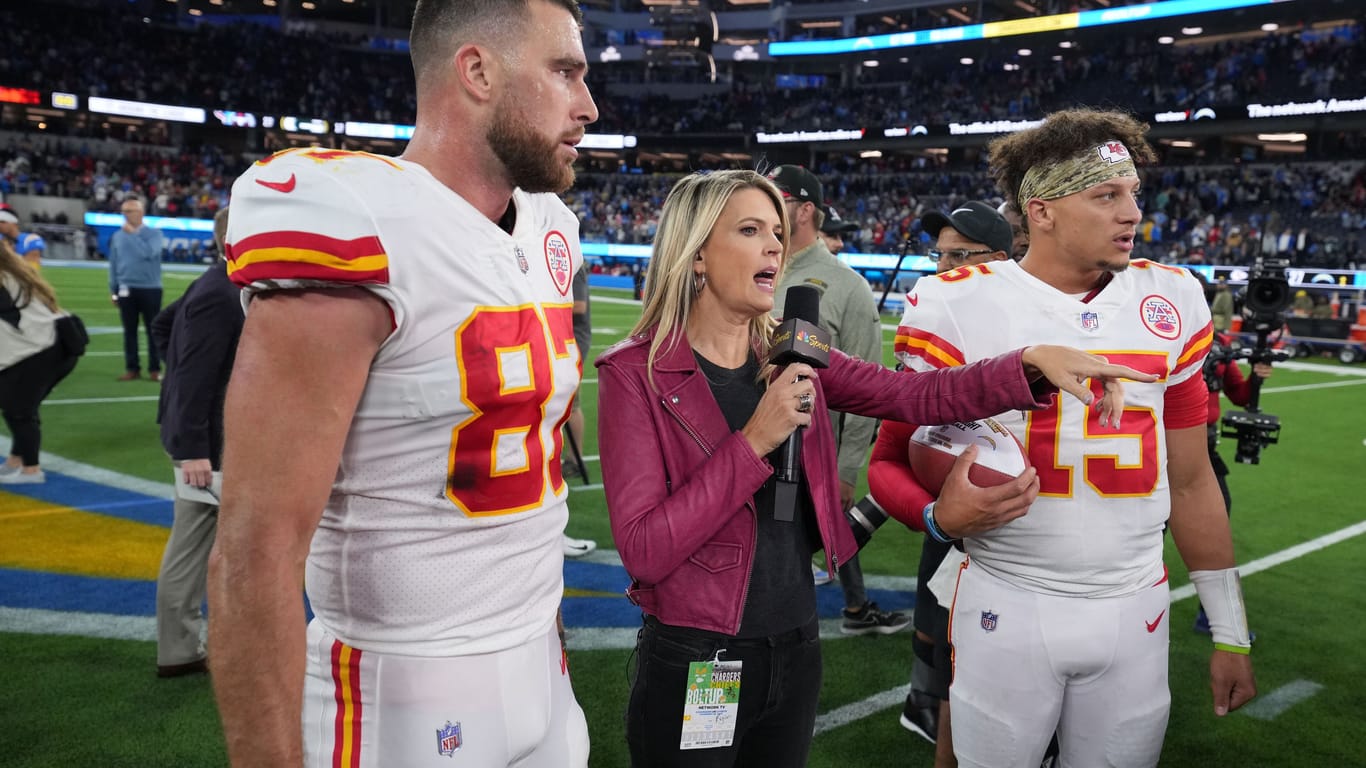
left=1018, top=140, right=1137, bottom=205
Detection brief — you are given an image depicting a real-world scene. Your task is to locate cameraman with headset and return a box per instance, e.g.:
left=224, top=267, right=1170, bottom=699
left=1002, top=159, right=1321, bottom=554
left=1196, top=272, right=1273, bottom=634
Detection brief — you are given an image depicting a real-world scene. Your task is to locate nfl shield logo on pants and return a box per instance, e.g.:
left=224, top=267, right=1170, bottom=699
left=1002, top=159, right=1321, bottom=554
left=980, top=610, right=998, bottom=632
left=437, top=721, right=462, bottom=756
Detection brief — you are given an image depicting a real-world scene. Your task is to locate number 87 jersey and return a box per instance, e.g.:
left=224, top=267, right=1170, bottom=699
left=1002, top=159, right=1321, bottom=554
left=227, top=148, right=584, bottom=656
left=893, top=258, right=1212, bottom=598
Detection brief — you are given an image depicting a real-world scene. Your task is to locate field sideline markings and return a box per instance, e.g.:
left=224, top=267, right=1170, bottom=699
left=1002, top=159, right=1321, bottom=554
left=1240, top=679, right=1324, bottom=721
left=814, top=519, right=1366, bottom=736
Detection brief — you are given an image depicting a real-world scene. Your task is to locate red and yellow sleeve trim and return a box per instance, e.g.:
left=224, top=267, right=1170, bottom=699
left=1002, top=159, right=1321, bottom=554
left=1170, top=320, right=1213, bottom=378
left=893, top=326, right=965, bottom=370
left=226, top=231, right=389, bottom=287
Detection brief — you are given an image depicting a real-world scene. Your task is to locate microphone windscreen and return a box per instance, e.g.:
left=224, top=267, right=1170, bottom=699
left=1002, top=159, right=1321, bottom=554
left=784, top=284, right=821, bottom=326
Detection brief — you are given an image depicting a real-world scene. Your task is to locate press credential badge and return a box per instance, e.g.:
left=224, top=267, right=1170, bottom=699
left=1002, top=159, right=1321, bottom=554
left=679, top=656, right=742, bottom=750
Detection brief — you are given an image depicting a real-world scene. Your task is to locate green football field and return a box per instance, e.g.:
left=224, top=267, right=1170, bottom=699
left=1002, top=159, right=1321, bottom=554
left=2, top=265, right=1364, bottom=767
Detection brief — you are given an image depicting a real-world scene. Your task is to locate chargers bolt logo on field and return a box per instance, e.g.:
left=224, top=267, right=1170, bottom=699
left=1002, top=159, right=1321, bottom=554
left=437, top=721, right=463, bottom=756
left=981, top=610, right=999, bottom=632
left=545, top=231, right=573, bottom=296
left=1139, top=294, right=1182, bottom=340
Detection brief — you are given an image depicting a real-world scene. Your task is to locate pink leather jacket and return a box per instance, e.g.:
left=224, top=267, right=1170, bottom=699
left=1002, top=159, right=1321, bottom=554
left=595, top=327, right=1052, bottom=635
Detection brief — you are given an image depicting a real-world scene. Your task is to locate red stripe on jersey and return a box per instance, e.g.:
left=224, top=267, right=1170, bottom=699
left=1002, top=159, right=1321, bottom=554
left=1163, top=372, right=1208, bottom=429
left=227, top=231, right=390, bottom=287
left=893, top=326, right=965, bottom=370
left=229, top=260, right=390, bottom=287
left=330, top=641, right=363, bottom=768
left=1171, top=320, right=1213, bottom=378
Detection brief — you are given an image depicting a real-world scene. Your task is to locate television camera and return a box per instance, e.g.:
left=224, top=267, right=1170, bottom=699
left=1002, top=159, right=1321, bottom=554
left=1210, top=257, right=1293, bottom=464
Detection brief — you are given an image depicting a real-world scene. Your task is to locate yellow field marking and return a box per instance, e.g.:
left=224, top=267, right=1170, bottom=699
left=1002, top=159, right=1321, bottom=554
left=0, top=492, right=169, bottom=580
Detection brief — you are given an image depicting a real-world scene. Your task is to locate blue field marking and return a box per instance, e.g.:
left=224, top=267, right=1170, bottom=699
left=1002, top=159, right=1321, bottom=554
left=0, top=568, right=156, bottom=616
left=3, top=471, right=173, bottom=527
left=561, top=559, right=916, bottom=628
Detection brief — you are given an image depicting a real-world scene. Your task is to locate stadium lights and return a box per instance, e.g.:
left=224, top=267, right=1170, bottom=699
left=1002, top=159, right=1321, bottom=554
left=1018, top=48, right=1032, bottom=55
left=1168, top=139, right=1196, bottom=147
left=1158, top=35, right=1175, bottom=43
left=1257, top=133, right=1308, bottom=142
left=861, top=150, right=883, bottom=158
left=1181, top=26, right=1202, bottom=34
left=1058, top=41, right=1073, bottom=48
left=863, top=59, right=880, bottom=67
left=1261, top=22, right=1279, bottom=31
left=960, top=57, right=974, bottom=65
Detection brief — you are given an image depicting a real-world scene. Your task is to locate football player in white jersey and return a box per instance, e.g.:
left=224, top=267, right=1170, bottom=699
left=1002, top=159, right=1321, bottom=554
left=891, top=109, right=1256, bottom=768
left=206, top=1, right=598, bottom=766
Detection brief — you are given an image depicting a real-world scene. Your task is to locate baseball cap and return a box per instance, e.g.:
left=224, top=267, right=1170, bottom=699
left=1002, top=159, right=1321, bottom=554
left=920, top=201, right=1012, bottom=256
left=768, top=165, right=824, bottom=208
left=821, top=205, right=859, bottom=235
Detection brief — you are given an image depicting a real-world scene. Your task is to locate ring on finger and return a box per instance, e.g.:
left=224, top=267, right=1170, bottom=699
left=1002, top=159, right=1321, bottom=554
left=796, top=392, right=814, bottom=413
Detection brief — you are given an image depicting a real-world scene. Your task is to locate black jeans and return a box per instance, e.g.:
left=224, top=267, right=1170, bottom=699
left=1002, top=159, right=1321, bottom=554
left=0, top=345, right=78, bottom=465
left=625, top=616, right=822, bottom=768
left=118, top=287, right=163, bottom=374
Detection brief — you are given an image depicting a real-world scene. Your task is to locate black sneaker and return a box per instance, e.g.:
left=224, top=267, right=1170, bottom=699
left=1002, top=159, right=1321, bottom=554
left=899, top=694, right=939, bottom=744
left=841, top=601, right=911, bottom=636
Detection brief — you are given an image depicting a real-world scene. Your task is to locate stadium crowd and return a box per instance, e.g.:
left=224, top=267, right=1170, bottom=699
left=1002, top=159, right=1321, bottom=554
left=2, top=4, right=1361, bottom=136
left=1, top=3, right=1364, bottom=271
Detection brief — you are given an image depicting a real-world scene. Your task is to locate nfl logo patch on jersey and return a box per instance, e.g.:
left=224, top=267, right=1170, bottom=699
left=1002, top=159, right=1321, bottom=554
left=437, top=721, right=462, bottom=756
left=544, top=231, right=573, bottom=296
left=1080, top=311, right=1100, bottom=332
left=515, top=246, right=529, bottom=274
left=1139, top=294, right=1181, bottom=340
left=981, top=610, right=998, bottom=632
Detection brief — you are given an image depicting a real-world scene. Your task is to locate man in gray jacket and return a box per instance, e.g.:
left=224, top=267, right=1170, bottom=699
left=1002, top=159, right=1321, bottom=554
left=769, top=165, right=909, bottom=636
left=108, top=197, right=165, bottom=381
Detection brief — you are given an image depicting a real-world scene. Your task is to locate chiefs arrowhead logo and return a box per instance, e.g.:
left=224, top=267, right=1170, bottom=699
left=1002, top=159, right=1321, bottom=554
left=255, top=173, right=297, bottom=193
left=544, top=230, right=573, bottom=296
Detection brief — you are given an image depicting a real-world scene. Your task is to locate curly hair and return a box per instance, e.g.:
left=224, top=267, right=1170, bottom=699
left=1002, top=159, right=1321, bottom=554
left=989, top=108, right=1156, bottom=216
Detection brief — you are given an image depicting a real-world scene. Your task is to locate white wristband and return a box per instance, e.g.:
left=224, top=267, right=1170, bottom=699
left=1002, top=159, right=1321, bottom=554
left=1190, top=568, right=1252, bottom=653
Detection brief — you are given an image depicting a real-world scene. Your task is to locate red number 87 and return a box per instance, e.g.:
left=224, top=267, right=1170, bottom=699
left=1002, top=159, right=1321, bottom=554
left=446, top=304, right=577, bottom=516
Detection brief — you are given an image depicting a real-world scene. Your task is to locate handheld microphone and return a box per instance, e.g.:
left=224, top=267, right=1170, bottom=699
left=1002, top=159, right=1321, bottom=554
left=770, top=284, right=831, bottom=520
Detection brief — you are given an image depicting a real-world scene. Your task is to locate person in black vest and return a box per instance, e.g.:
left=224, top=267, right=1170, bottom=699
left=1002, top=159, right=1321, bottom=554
left=150, top=207, right=243, bottom=677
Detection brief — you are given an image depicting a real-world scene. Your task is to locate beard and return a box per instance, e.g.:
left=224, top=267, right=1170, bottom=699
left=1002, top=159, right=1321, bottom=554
left=487, top=93, right=577, bottom=194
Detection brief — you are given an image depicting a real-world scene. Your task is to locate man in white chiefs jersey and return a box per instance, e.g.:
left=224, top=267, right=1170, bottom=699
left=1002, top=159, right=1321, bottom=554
left=892, top=109, right=1256, bottom=768
left=206, top=1, right=598, bottom=766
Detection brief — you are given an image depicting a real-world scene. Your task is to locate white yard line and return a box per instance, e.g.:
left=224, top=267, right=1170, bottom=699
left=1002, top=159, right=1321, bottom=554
left=1239, top=680, right=1324, bottom=721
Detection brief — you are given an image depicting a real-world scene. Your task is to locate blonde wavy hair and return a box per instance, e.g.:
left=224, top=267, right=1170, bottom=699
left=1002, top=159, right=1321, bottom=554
left=631, top=170, right=790, bottom=387
left=0, top=239, right=58, bottom=312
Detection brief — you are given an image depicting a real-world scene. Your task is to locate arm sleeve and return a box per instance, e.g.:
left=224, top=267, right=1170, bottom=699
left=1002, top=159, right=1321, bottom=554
left=1220, top=360, right=1253, bottom=407
left=596, top=356, right=774, bottom=586
left=867, top=419, right=936, bottom=531
left=831, top=276, right=883, bottom=486
left=224, top=152, right=398, bottom=317
left=150, top=295, right=182, bottom=361
left=161, top=290, right=240, bottom=461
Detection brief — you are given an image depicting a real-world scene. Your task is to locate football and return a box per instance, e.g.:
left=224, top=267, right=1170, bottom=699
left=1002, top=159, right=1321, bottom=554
left=907, top=417, right=1030, bottom=496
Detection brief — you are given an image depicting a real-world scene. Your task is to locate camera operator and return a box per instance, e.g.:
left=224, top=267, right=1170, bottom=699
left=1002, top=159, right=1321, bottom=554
left=1196, top=273, right=1273, bottom=635
left=1203, top=335, right=1273, bottom=514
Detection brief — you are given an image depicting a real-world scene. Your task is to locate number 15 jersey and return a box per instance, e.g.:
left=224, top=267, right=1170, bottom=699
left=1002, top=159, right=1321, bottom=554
left=894, top=259, right=1212, bottom=598
left=227, top=148, right=584, bottom=656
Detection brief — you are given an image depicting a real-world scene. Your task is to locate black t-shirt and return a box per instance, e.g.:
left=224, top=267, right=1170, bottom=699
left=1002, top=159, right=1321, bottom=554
left=694, top=351, right=818, bottom=639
